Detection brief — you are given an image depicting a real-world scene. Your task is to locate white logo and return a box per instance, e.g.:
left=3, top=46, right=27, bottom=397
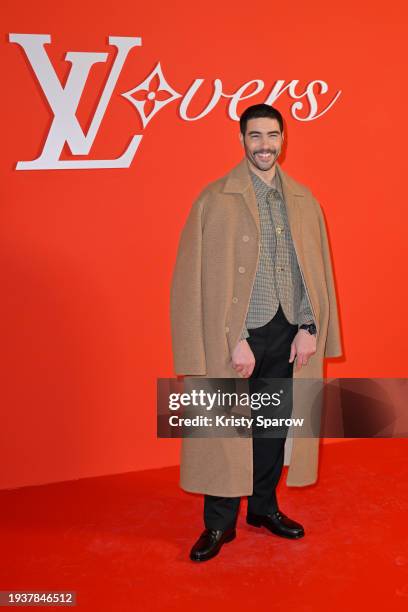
left=9, top=34, right=342, bottom=170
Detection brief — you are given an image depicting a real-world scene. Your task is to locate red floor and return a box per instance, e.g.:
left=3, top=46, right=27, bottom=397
left=1, top=439, right=408, bottom=611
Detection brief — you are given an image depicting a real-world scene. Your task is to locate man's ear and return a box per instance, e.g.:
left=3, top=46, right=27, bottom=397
left=239, top=132, right=243, bottom=146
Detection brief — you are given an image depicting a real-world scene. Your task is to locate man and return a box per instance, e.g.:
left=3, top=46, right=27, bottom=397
left=170, top=104, right=342, bottom=562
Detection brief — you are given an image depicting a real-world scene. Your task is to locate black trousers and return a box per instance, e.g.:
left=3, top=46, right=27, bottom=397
left=204, top=303, right=299, bottom=530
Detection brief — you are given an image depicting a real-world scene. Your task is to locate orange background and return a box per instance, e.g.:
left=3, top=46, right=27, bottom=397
left=1, top=0, right=407, bottom=489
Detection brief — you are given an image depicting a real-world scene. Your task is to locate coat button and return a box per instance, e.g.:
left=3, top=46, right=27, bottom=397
left=232, top=297, right=238, bottom=303
left=238, top=266, right=245, bottom=273
left=225, top=326, right=230, bottom=333
left=242, top=235, right=249, bottom=242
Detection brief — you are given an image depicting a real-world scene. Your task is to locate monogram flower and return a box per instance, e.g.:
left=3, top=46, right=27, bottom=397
left=121, top=62, right=182, bottom=128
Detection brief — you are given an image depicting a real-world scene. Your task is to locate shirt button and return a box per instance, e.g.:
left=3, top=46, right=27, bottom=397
left=232, top=297, right=238, bottom=303
left=238, top=266, right=245, bottom=273
left=225, top=326, right=230, bottom=333
left=242, top=235, right=249, bottom=242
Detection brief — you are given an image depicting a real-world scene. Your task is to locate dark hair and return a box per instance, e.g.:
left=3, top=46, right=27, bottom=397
left=239, top=104, right=284, bottom=136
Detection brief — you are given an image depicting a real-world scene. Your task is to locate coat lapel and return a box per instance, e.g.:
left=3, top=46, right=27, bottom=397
left=275, top=163, right=303, bottom=257
left=222, top=158, right=260, bottom=234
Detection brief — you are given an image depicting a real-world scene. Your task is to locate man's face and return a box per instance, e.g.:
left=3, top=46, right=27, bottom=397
left=240, top=117, right=284, bottom=172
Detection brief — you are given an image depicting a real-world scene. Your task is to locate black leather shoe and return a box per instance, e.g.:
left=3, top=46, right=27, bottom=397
left=246, top=510, right=305, bottom=539
left=189, top=527, right=236, bottom=562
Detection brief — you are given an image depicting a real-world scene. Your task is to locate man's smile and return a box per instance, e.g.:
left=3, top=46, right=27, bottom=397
left=254, top=150, right=276, bottom=162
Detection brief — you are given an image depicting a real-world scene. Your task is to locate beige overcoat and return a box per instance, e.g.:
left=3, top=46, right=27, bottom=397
left=170, top=158, right=342, bottom=496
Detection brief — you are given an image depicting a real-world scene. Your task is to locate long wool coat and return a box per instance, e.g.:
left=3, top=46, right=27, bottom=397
left=170, top=158, right=342, bottom=496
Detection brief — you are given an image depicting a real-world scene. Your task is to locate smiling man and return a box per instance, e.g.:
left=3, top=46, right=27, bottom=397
left=170, top=103, right=342, bottom=562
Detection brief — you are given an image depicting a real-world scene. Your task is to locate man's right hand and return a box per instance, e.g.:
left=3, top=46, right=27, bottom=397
left=231, top=339, right=256, bottom=378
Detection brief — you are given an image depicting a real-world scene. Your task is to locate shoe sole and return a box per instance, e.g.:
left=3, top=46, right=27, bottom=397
left=246, top=518, right=304, bottom=539
left=190, top=531, right=236, bottom=562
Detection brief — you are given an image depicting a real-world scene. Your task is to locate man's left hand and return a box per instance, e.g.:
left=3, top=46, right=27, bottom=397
left=289, top=330, right=317, bottom=370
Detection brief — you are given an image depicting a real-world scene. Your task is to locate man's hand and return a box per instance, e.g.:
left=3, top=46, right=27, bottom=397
left=231, top=339, right=255, bottom=378
left=289, top=330, right=317, bottom=370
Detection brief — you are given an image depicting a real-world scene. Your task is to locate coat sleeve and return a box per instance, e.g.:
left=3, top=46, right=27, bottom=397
left=313, top=196, right=343, bottom=358
left=170, top=192, right=208, bottom=375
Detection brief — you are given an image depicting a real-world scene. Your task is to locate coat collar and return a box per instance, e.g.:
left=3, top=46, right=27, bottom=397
left=222, top=158, right=304, bottom=239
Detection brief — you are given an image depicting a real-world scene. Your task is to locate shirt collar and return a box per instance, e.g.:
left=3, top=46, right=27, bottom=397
left=250, top=168, right=283, bottom=198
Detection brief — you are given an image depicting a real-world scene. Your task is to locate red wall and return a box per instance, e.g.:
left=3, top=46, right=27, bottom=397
left=1, top=0, right=407, bottom=489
